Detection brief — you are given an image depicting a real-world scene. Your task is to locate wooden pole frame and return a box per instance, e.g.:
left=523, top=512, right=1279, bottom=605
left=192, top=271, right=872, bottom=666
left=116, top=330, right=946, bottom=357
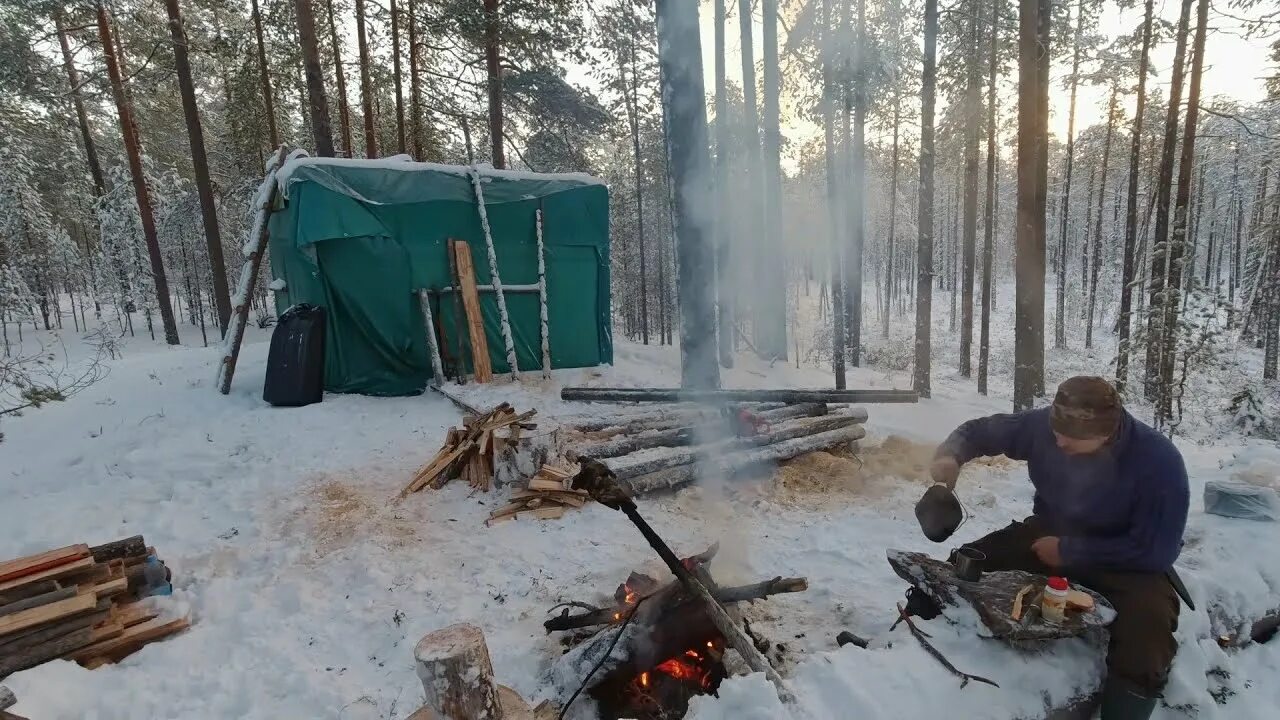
left=536, top=205, right=551, bottom=378
left=218, top=145, right=292, bottom=395
left=418, top=289, right=445, bottom=386
left=469, top=167, right=520, bottom=376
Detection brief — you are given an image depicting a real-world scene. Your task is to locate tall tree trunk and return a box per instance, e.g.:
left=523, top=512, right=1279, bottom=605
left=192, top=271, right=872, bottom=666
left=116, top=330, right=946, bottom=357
left=1087, top=89, right=1117, bottom=349
left=1229, top=144, right=1243, bottom=308
left=959, top=4, right=980, bottom=377
left=655, top=0, right=719, bottom=389
left=846, top=0, right=867, bottom=365
left=762, top=0, right=787, bottom=360
left=1159, top=0, right=1208, bottom=424
left=483, top=0, right=505, bottom=168
left=408, top=0, right=423, bottom=158
left=324, top=0, right=354, bottom=156
left=390, top=0, right=407, bottom=155
left=1203, top=189, right=1219, bottom=288
left=250, top=0, right=280, bottom=148
left=1143, top=0, right=1193, bottom=402
left=296, top=0, right=335, bottom=156
left=714, top=0, right=733, bottom=367
left=978, top=0, right=998, bottom=395
left=824, top=0, right=846, bottom=388
left=164, top=0, right=232, bottom=336
left=1014, top=0, right=1048, bottom=410
left=55, top=12, right=106, bottom=197
left=96, top=1, right=179, bottom=345
left=914, top=0, right=938, bottom=398
left=1116, top=0, right=1154, bottom=392
left=738, top=0, right=767, bottom=357
left=622, top=34, right=648, bottom=345
left=1186, top=160, right=1205, bottom=291
left=884, top=90, right=901, bottom=340
left=354, top=0, right=377, bottom=158
left=1055, top=0, right=1084, bottom=349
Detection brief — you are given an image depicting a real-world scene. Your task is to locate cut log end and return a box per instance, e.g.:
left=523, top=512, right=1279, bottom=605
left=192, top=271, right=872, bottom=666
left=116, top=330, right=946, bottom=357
left=415, top=623, right=504, bottom=720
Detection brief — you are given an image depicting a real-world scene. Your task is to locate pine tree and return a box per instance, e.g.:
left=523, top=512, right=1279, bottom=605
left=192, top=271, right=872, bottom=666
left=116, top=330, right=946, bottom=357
left=914, top=0, right=938, bottom=398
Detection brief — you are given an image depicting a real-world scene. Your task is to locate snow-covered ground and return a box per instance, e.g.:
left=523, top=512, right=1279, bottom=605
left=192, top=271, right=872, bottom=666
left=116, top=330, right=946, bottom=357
left=2, top=313, right=1278, bottom=719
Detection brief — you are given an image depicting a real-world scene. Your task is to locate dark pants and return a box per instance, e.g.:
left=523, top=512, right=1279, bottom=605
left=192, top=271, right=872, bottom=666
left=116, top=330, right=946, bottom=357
left=964, top=517, right=1180, bottom=695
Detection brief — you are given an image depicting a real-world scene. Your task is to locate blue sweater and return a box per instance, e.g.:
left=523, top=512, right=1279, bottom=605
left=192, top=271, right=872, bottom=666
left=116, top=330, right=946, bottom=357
left=940, top=408, right=1189, bottom=573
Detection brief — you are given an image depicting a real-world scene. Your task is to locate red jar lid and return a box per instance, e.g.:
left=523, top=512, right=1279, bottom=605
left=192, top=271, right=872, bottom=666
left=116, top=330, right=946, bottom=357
left=1047, top=576, right=1069, bottom=591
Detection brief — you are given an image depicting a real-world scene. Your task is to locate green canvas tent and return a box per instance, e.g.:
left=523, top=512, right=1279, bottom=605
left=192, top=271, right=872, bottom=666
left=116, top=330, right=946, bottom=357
left=266, top=157, right=612, bottom=396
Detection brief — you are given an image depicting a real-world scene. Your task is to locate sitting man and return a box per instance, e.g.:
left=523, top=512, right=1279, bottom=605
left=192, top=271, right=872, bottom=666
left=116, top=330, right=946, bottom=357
left=930, top=376, right=1189, bottom=720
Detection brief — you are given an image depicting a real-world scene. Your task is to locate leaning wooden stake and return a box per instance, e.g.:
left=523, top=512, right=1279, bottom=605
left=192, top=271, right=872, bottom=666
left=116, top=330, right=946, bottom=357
left=217, top=144, right=292, bottom=394
left=452, top=239, right=493, bottom=383
left=417, top=289, right=445, bottom=386
left=535, top=206, right=551, bottom=378
left=469, top=167, right=520, bottom=376
left=572, top=459, right=796, bottom=704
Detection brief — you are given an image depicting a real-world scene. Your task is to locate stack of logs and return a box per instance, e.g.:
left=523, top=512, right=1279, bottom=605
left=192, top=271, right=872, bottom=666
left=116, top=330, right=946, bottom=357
left=564, top=401, right=871, bottom=496
left=398, top=403, right=537, bottom=499
left=0, top=536, right=188, bottom=678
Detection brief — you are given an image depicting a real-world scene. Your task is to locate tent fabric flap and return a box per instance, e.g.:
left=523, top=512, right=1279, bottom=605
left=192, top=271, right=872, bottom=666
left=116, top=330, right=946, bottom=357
left=267, top=159, right=610, bottom=396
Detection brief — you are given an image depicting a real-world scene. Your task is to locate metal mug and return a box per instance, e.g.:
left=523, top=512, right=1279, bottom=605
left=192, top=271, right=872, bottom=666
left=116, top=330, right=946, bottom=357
left=952, top=546, right=986, bottom=582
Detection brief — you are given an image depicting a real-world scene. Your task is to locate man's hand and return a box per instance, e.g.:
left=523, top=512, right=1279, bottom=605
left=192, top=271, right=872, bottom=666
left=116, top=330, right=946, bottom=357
left=929, top=456, right=961, bottom=490
left=1031, top=536, right=1063, bottom=568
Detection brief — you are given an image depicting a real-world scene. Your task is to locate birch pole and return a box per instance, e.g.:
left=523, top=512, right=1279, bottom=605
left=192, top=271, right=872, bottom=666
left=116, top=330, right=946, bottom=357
left=469, top=167, right=520, bottom=376
left=418, top=290, right=445, bottom=385
left=536, top=207, right=551, bottom=378
left=218, top=145, right=291, bottom=394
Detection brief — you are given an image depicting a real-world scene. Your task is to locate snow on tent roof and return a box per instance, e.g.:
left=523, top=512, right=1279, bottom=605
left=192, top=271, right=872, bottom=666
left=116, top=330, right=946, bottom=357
left=275, top=156, right=606, bottom=207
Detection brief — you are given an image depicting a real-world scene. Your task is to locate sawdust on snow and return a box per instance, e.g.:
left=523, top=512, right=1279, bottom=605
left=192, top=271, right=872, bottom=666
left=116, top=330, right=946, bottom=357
left=773, top=435, right=1022, bottom=503
left=284, top=473, right=419, bottom=559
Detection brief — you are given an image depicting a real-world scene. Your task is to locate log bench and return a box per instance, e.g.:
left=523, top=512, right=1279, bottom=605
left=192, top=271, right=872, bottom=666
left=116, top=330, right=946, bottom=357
left=887, top=550, right=1115, bottom=644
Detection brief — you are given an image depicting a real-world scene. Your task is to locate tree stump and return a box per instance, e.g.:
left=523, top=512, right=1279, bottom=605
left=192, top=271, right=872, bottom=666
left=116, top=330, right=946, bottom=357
left=407, top=687, right=533, bottom=720
left=414, top=623, right=503, bottom=720
left=887, top=550, right=1115, bottom=643
left=492, top=427, right=563, bottom=488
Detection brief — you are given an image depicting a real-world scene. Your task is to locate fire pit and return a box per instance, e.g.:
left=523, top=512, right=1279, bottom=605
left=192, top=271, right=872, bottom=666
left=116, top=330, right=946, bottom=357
left=545, top=546, right=805, bottom=719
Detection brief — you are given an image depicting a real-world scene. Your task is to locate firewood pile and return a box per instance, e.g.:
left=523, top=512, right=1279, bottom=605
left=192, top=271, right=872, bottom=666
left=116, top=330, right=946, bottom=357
left=485, top=464, right=587, bottom=525
left=0, top=536, right=189, bottom=678
left=560, top=399, right=873, bottom=496
left=397, top=403, right=537, bottom=499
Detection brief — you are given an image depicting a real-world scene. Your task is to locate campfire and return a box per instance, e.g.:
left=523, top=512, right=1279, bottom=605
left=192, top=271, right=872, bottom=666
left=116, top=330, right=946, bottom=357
left=546, top=545, right=805, bottom=719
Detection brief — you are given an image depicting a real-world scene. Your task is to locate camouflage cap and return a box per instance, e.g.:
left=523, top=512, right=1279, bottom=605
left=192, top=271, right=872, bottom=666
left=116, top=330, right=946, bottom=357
left=1050, top=375, right=1122, bottom=440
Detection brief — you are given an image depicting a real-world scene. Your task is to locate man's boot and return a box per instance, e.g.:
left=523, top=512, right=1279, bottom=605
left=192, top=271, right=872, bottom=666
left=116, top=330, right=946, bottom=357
left=1099, top=678, right=1158, bottom=720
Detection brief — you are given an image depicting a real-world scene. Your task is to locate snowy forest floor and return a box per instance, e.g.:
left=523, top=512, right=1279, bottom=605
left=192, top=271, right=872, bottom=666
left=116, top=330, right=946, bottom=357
left=1, top=301, right=1279, bottom=719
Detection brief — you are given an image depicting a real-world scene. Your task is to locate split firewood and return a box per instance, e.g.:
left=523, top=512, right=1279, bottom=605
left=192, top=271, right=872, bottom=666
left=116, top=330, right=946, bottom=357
left=398, top=405, right=537, bottom=499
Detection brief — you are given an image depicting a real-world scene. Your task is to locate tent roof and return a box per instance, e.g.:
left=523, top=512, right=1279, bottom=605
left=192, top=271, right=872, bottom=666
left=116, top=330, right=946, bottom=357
left=276, top=155, right=605, bottom=207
